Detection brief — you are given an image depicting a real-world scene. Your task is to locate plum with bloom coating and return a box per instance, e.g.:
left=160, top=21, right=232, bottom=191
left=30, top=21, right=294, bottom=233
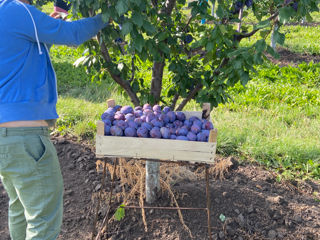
left=137, top=126, right=149, bottom=138
left=110, top=126, right=123, bottom=136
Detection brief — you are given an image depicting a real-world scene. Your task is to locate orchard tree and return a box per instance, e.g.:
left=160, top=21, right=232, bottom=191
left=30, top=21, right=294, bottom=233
left=38, top=0, right=319, bottom=109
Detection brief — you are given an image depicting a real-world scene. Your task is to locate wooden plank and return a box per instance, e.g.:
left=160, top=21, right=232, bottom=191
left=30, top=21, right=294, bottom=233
left=96, top=135, right=216, bottom=164
left=107, top=99, right=116, bottom=108
left=209, top=128, right=218, bottom=143
left=202, top=103, right=211, bottom=120
left=183, top=111, right=202, bottom=120
left=96, top=120, right=105, bottom=136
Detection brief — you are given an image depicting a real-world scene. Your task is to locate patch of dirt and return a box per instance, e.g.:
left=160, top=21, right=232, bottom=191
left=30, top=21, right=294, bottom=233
left=268, top=47, right=320, bottom=67
left=0, top=134, right=319, bottom=240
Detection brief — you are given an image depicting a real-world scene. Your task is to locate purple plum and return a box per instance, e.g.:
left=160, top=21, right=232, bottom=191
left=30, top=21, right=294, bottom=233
left=173, top=120, right=183, bottom=128
left=116, top=120, right=128, bottom=130
left=146, top=113, right=156, bottom=123
left=112, top=120, right=119, bottom=126
left=162, top=106, right=171, bottom=114
left=159, top=113, right=170, bottom=124
left=140, top=115, right=147, bottom=122
left=135, top=106, right=143, bottom=111
left=184, top=119, right=192, bottom=129
left=137, top=127, right=149, bottom=138
left=160, top=127, right=170, bottom=139
left=176, top=126, right=188, bottom=136
left=120, top=105, right=134, bottom=115
left=134, top=110, right=143, bottom=118
left=176, top=136, right=188, bottom=141
left=144, top=109, right=153, bottom=116
left=124, top=127, right=137, bottom=137
left=141, top=122, right=152, bottom=131
left=202, top=130, right=210, bottom=138
left=151, top=119, right=164, bottom=128
left=193, top=119, right=203, bottom=128
left=189, top=116, right=200, bottom=123
left=187, top=132, right=197, bottom=141
left=176, top=112, right=186, bottom=121
left=197, top=132, right=207, bottom=142
left=114, top=113, right=125, bottom=121
left=127, top=120, right=139, bottom=129
left=134, top=118, right=143, bottom=126
left=103, top=118, right=112, bottom=126
left=143, top=103, right=152, bottom=110
left=202, top=121, right=214, bottom=130
left=191, top=124, right=201, bottom=134
left=113, top=105, right=122, bottom=112
left=170, top=135, right=177, bottom=139
left=110, top=126, right=123, bottom=136
left=169, top=127, right=177, bottom=135
left=104, top=125, right=111, bottom=136
left=101, top=111, right=114, bottom=122
left=154, top=111, right=162, bottom=119
left=167, top=111, right=176, bottom=123
left=125, top=113, right=135, bottom=121
left=150, top=127, right=161, bottom=138
left=153, top=105, right=161, bottom=113
left=165, top=123, right=174, bottom=129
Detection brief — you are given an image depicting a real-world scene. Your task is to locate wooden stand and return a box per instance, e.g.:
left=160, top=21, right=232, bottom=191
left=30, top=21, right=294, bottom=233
left=94, top=100, right=217, bottom=240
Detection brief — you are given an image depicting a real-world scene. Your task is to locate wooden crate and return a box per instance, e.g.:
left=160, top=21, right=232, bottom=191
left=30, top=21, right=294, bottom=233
left=96, top=106, right=217, bottom=165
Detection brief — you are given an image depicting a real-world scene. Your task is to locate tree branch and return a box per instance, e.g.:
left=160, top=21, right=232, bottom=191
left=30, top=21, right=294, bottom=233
left=169, top=93, right=179, bottom=110
left=98, top=35, right=140, bottom=106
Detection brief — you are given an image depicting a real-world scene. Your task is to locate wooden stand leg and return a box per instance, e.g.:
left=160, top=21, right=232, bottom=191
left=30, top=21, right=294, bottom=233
left=206, top=166, right=213, bottom=240
left=91, top=157, right=108, bottom=240
left=146, top=160, right=160, bottom=204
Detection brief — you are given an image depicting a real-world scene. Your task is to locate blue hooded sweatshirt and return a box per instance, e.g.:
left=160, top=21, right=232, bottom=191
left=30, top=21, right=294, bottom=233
left=0, top=0, right=106, bottom=124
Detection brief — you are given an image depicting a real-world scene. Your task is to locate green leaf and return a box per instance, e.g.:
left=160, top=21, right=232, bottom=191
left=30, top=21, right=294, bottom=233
left=115, top=205, right=125, bottom=221
left=134, top=34, right=145, bottom=53
left=254, top=19, right=271, bottom=30
left=266, top=45, right=280, bottom=59
left=132, top=12, right=144, bottom=27
left=279, top=7, right=294, bottom=24
left=143, top=21, right=156, bottom=34
left=121, top=22, right=133, bottom=36
left=219, top=214, right=226, bottom=222
left=273, top=31, right=285, bottom=45
left=116, top=0, right=128, bottom=16
left=255, top=39, right=266, bottom=53
left=206, top=41, right=214, bottom=52
left=102, top=12, right=110, bottom=23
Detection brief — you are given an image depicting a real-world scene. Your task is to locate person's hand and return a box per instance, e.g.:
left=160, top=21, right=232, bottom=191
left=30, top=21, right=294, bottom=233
left=50, top=11, right=68, bottom=20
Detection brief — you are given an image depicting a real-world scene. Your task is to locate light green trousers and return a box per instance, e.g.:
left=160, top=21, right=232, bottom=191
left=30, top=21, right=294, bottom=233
left=0, top=127, right=63, bottom=240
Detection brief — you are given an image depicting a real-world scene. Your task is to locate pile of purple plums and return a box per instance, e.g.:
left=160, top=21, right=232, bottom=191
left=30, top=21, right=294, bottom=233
left=101, top=104, right=214, bottom=142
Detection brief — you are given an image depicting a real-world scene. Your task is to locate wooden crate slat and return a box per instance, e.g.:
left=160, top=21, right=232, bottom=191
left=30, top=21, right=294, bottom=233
left=96, top=135, right=216, bottom=164
left=183, top=111, right=202, bottom=120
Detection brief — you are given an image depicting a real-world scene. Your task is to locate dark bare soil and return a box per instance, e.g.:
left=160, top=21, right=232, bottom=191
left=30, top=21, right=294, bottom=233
left=1, top=133, right=319, bottom=240
left=268, top=47, right=320, bottom=67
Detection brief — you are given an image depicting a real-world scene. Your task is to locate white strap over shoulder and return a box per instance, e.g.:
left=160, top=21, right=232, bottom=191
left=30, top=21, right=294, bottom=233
left=15, top=0, right=43, bottom=55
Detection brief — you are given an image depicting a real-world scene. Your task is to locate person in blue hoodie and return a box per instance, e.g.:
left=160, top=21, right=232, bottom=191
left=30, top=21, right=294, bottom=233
left=0, top=0, right=107, bottom=239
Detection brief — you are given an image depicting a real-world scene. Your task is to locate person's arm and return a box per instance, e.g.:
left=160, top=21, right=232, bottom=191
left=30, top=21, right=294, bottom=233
left=9, top=3, right=107, bottom=46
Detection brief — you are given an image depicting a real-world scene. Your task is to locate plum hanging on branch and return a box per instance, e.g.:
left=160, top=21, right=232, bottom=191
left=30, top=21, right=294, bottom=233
left=46, top=0, right=319, bottom=110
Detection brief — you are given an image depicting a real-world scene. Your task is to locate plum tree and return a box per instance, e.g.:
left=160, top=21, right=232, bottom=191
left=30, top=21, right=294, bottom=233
left=33, top=0, right=317, bottom=112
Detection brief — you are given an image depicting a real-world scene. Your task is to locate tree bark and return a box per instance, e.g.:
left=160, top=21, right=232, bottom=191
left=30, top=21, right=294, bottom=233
left=150, top=62, right=165, bottom=104
left=150, top=0, right=176, bottom=104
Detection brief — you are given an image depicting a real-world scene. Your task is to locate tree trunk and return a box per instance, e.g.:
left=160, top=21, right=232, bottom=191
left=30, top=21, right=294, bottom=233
left=150, top=62, right=165, bottom=104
